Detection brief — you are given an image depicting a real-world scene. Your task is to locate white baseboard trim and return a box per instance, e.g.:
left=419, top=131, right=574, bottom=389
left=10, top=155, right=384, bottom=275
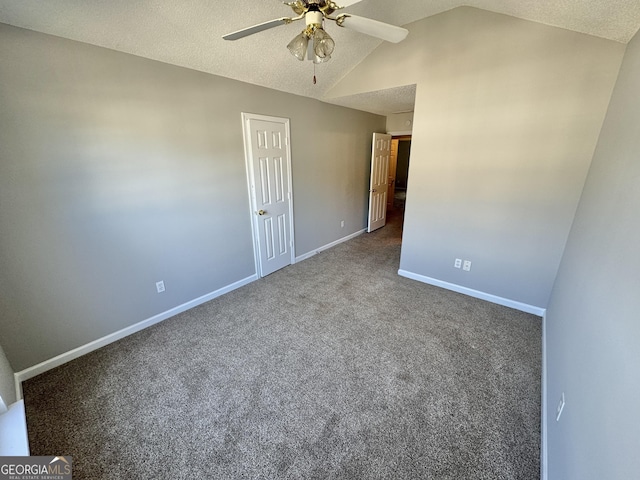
left=14, top=375, right=22, bottom=407
left=397, top=269, right=546, bottom=317
left=295, top=229, right=366, bottom=263
left=14, top=274, right=258, bottom=396
left=0, top=400, right=29, bottom=456
left=541, top=311, right=548, bottom=480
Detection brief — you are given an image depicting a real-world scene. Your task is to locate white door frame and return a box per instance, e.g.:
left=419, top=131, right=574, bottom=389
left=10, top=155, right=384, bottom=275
left=241, top=112, right=296, bottom=277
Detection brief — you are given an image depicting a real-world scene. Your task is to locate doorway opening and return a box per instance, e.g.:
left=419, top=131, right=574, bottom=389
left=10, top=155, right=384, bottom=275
left=388, top=135, right=412, bottom=215
left=382, top=133, right=411, bottom=244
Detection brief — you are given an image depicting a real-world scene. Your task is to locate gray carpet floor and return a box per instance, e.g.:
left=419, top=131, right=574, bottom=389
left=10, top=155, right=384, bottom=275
left=23, top=208, right=541, bottom=479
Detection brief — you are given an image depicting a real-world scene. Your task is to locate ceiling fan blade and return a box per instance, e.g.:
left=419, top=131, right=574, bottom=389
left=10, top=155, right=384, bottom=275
left=336, top=0, right=363, bottom=6
left=335, top=14, right=408, bottom=43
left=223, top=17, right=292, bottom=41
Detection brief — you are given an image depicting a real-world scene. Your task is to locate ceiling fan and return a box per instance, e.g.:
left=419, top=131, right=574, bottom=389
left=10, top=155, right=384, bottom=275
left=222, top=0, right=408, bottom=64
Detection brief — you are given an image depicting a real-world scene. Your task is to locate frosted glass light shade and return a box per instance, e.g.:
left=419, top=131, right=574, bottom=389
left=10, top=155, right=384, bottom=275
left=287, top=32, right=309, bottom=61
left=313, top=28, right=334, bottom=58
left=313, top=54, right=331, bottom=64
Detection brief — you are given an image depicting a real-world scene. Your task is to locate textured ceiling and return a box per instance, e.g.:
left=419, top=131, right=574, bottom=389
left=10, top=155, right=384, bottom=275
left=327, top=85, right=417, bottom=116
left=1, top=0, right=639, bottom=115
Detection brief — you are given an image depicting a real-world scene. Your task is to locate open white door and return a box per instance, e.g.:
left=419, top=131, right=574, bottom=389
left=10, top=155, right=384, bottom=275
left=243, top=113, right=295, bottom=277
left=368, top=133, right=391, bottom=232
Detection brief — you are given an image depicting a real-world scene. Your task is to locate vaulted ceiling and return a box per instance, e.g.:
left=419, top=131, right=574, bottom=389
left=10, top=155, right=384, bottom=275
left=1, top=0, right=639, bottom=115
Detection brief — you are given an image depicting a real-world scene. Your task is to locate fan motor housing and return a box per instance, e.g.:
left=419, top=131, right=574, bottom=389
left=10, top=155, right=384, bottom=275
left=289, top=1, right=339, bottom=17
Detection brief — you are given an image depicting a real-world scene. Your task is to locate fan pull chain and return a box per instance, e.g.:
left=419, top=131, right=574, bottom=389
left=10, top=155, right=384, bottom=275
left=313, top=62, right=317, bottom=85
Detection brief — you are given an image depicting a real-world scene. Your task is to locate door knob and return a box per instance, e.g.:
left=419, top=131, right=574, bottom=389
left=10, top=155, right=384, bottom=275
left=257, top=209, right=267, bottom=216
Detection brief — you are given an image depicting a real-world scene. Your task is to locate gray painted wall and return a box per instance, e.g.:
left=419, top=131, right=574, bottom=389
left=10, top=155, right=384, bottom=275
left=0, top=344, right=15, bottom=412
left=328, top=7, right=625, bottom=309
left=0, top=23, right=384, bottom=370
left=386, top=112, right=413, bottom=134
left=545, top=30, right=640, bottom=479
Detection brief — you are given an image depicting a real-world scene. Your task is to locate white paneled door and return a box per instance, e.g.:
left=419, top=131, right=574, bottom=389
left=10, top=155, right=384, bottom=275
left=368, top=133, right=391, bottom=232
left=243, top=114, right=295, bottom=277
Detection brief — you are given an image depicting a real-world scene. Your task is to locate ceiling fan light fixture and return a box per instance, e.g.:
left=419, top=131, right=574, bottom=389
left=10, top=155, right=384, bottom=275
left=223, top=1, right=409, bottom=70
left=313, top=27, right=334, bottom=58
left=287, top=31, right=309, bottom=61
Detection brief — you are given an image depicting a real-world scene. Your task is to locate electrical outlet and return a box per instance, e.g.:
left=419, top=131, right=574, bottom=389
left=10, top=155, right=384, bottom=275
left=556, top=392, right=565, bottom=421
left=156, top=281, right=165, bottom=293
left=463, top=260, right=472, bottom=271
left=454, top=258, right=462, bottom=268
left=341, top=220, right=345, bottom=228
